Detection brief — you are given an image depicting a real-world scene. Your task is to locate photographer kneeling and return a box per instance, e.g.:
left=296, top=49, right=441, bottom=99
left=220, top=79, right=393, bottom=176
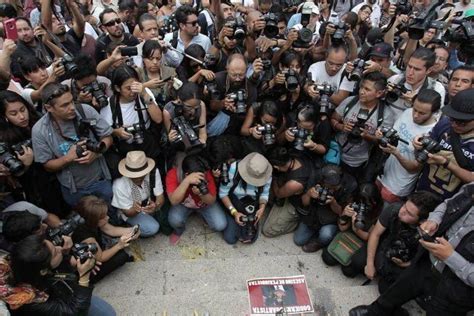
left=7, top=234, right=115, bottom=315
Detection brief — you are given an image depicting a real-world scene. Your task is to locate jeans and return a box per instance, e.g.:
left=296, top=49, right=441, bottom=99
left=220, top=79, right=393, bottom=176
left=126, top=212, right=160, bottom=237
left=61, top=179, right=113, bottom=207
left=223, top=213, right=259, bottom=244
left=168, top=203, right=227, bottom=235
left=88, top=295, right=116, bottom=316
left=293, top=222, right=338, bottom=246
left=207, top=111, right=230, bottom=137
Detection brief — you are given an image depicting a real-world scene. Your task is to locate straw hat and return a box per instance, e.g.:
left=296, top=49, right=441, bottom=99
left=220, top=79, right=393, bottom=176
left=118, top=151, right=155, bottom=178
left=238, top=153, right=272, bottom=187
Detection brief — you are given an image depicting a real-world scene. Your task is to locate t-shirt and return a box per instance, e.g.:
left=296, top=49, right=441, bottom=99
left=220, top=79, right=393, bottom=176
left=32, top=104, right=112, bottom=192
left=335, top=96, right=395, bottom=167
left=100, top=93, right=153, bottom=132
left=112, top=171, right=164, bottom=220
left=416, top=116, right=474, bottom=199
left=307, top=61, right=355, bottom=93
left=378, top=202, right=401, bottom=228
left=379, top=108, right=437, bottom=197
left=166, top=168, right=216, bottom=209
left=387, top=74, right=446, bottom=119
left=2, top=201, right=48, bottom=221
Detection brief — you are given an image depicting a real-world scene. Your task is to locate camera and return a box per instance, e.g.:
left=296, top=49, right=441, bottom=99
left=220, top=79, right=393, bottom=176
left=293, top=2, right=313, bottom=48
left=442, top=20, right=474, bottom=64
left=281, top=69, right=299, bottom=91
left=390, top=0, right=412, bottom=15
left=385, top=240, right=412, bottom=262
left=124, top=123, right=145, bottom=145
left=315, top=186, right=332, bottom=205
left=256, top=48, right=273, bottom=82
left=204, top=79, right=220, bottom=100
left=263, top=13, right=279, bottom=38
left=82, top=81, right=108, bottom=109
left=61, top=54, right=78, bottom=75
left=316, top=83, right=335, bottom=115
left=120, top=46, right=138, bottom=57
left=379, top=127, right=409, bottom=148
left=203, top=54, right=218, bottom=69
left=352, top=202, right=369, bottom=230
left=0, top=142, right=24, bottom=176
left=46, top=214, right=85, bottom=246
left=220, top=163, right=230, bottom=185
left=415, top=136, right=442, bottom=163
left=225, top=16, right=246, bottom=41
left=227, top=90, right=247, bottom=114
left=332, top=21, right=348, bottom=45
left=240, top=213, right=257, bottom=242
left=10, top=139, right=32, bottom=156
left=256, top=124, right=276, bottom=146
left=75, top=138, right=107, bottom=158
left=289, top=127, right=308, bottom=151
left=71, top=242, right=98, bottom=263
left=386, top=83, right=410, bottom=103
left=196, top=180, right=209, bottom=195
left=348, top=59, right=366, bottom=82
left=347, top=108, right=369, bottom=143
left=172, top=116, right=203, bottom=149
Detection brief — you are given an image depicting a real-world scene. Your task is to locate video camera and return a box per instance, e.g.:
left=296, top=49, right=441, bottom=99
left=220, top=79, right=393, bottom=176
left=82, top=81, right=108, bottom=109
left=386, top=83, right=410, bottom=103
left=347, top=108, right=369, bottom=143
left=415, top=136, right=442, bottom=163
left=292, top=4, right=314, bottom=48
left=332, top=21, right=348, bottom=45
left=225, top=16, right=247, bottom=41
left=256, top=124, right=276, bottom=146
left=379, top=127, right=409, bottom=148
left=281, top=69, right=300, bottom=91
left=406, top=0, right=443, bottom=40
left=348, top=59, right=367, bottom=82
left=61, top=54, right=78, bottom=76
left=385, top=239, right=412, bottom=262
left=289, top=127, right=308, bottom=151
left=46, top=214, right=85, bottom=246
left=71, top=242, right=98, bottom=263
left=263, top=13, right=279, bottom=38
left=171, top=116, right=203, bottom=150
left=317, top=84, right=335, bottom=116
left=227, top=90, right=247, bottom=114
left=0, top=142, right=26, bottom=176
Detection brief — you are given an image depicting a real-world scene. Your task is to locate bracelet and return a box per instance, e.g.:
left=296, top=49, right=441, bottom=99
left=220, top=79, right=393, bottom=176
left=230, top=207, right=237, bottom=216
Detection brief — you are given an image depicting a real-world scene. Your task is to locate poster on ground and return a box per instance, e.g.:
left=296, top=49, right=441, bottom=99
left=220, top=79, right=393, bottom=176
left=247, top=275, right=313, bottom=315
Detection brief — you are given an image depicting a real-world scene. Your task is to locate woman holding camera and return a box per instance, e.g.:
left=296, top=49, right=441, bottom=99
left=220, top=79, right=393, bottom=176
left=8, top=234, right=116, bottom=315
left=0, top=91, right=68, bottom=215
left=175, top=44, right=216, bottom=85
left=72, top=195, right=140, bottom=283
left=100, top=65, right=163, bottom=160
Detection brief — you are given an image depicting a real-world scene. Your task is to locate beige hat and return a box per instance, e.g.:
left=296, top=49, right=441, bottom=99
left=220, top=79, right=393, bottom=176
left=118, top=151, right=155, bottom=178
left=238, top=153, right=272, bottom=187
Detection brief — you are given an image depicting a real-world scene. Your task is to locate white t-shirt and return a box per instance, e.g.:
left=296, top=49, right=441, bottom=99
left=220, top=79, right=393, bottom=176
left=307, top=61, right=356, bottom=92
left=112, top=171, right=164, bottom=219
left=378, top=108, right=437, bottom=197
left=387, top=74, right=446, bottom=119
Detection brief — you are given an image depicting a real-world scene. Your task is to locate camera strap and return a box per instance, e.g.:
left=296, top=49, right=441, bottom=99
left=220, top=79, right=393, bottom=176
left=111, top=95, right=147, bottom=129
left=449, top=130, right=474, bottom=171
left=171, top=31, right=179, bottom=49
left=75, top=103, right=100, bottom=142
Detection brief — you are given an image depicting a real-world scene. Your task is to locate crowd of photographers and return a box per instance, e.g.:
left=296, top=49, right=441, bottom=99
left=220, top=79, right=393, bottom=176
left=0, top=0, right=473, bottom=314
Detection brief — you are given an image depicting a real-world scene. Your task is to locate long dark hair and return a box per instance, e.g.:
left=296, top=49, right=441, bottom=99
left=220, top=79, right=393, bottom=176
left=0, top=91, right=40, bottom=144
left=111, top=65, right=141, bottom=104
left=256, top=100, right=283, bottom=129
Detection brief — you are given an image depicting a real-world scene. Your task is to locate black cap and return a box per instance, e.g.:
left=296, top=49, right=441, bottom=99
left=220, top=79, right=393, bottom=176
left=442, top=88, right=474, bottom=120
left=369, top=43, right=393, bottom=59
left=321, top=165, right=342, bottom=187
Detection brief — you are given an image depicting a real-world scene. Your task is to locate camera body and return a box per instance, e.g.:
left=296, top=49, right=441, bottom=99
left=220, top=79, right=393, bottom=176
left=46, top=215, right=85, bottom=246
left=204, top=79, right=220, bottom=100
left=386, top=84, right=410, bottom=103
left=82, top=81, right=108, bottom=109
left=227, top=90, right=247, bottom=114
left=61, top=54, right=78, bottom=75
left=351, top=202, right=370, bottom=230
left=240, top=212, right=257, bottom=242
left=10, top=139, right=32, bottom=156
left=415, top=136, right=442, bottom=163
left=263, top=13, right=279, bottom=38
left=281, top=69, right=299, bottom=91
left=316, top=84, right=335, bottom=115
left=0, top=142, right=25, bottom=176
left=332, top=22, right=348, bottom=45
left=390, top=0, right=412, bottom=14
left=220, top=163, right=230, bottom=185
left=196, top=180, right=209, bottom=195
left=385, top=239, right=412, bottom=262
left=289, top=127, right=309, bottom=151
left=226, top=17, right=247, bottom=41
left=76, top=138, right=107, bottom=158
left=71, top=242, right=98, bottom=263
left=256, top=124, right=276, bottom=146
left=315, top=186, right=332, bottom=205
left=124, top=123, right=145, bottom=144
left=348, top=59, right=367, bottom=82
left=172, top=116, right=202, bottom=149
left=379, top=127, right=408, bottom=148
left=347, top=108, right=369, bottom=143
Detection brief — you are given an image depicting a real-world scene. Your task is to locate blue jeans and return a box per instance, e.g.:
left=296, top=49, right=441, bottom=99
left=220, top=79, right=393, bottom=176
left=168, top=203, right=227, bottom=235
left=223, top=213, right=259, bottom=244
left=61, top=179, right=113, bottom=207
left=293, top=222, right=338, bottom=246
left=88, top=295, right=116, bottom=316
left=126, top=212, right=160, bottom=237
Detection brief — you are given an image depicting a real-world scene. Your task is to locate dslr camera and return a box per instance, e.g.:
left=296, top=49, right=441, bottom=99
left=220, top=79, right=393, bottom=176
left=71, top=242, right=98, bottom=263
left=332, top=22, right=348, bottom=45
left=172, top=116, right=202, bottom=149
left=317, top=84, right=335, bottom=116
left=196, top=180, right=209, bottom=195
left=293, top=2, right=314, bottom=48
left=263, top=13, right=279, bottom=38
left=415, top=136, right=442, bottom=163
left=46, top=214, right=85, bottom=246
left=124, top=123, right=145, bottom=145
left=76, top=138, right=107, bottom=158
left=256, top=124, right=276, bottom=146
left=220, top=163, right=230, bottom=185
left=281, top=69, right=299, bottom=91
left=390, top=0, right=412, bottom=15
left=385, top=239, right=412, bottom=262
left=347, top=108, right=369, bottom=143
left=348, top=59, right=367, bottom=82
left=315, top=186, right=332, bottom=205
left=225, top=16, right=247, bottom=41
left=204, top=79, right=220, bottom=100
left=227, top=90, right=247, bottom=114
left=0, top=142, right=25, bottom=176
left=289, top=127, right=309, bottom=151
left=82, top=81, right=108, bottom=109
left=240, top=213, right=257, bottom=241
left=379, top=127, right=408, bottom=148
left=386, top=83, right=411, bottom=103
left=61, top=54, right=79, bottom=75
left=10, top=139, right=32, bottom=156
left=352, top=202, right=370, bottom=230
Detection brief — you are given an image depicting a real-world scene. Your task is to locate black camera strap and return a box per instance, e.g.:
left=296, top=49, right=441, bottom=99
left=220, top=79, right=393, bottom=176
left=111, top=95, right=147, bottom=129
left=75, top=103, right=101, bottom=142
left=449, top=130, right=474, bottom=171
left=171, top=30, right=179, bottom=49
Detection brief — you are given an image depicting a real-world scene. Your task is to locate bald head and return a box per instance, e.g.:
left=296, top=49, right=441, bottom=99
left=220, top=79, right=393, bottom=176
left=227, top=54, right=247, bottom=84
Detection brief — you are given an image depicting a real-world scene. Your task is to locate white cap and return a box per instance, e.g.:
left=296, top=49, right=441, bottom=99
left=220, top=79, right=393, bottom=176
left=298, top=1, right=320, bottom=15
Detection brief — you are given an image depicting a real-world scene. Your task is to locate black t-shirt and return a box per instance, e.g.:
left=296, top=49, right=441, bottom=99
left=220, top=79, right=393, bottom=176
left=61, top=29, right=83, bottom=57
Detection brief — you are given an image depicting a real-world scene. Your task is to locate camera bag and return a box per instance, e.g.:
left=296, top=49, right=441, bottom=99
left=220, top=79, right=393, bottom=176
left=327, top=231, right=364, bottom=266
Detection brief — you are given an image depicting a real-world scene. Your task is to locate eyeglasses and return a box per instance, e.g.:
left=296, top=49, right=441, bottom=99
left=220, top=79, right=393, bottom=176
left=103, top=18, right=122, bottom=27
left=450, top=117, right=471, bottom=126
left=45, top=85, right=70, bottom=104
left=185, top=20, right=198, bottom=27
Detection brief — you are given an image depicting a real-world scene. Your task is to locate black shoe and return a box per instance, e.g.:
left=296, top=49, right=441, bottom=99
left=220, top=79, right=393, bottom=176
left=349, top=305, right=372, bottom=316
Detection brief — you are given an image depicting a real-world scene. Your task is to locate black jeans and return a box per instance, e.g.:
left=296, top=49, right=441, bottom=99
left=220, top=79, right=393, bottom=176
left=370, top=256, right=469, bottom=316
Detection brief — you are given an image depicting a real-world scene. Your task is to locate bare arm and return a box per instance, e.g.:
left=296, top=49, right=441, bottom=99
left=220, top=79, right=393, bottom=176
left=366, top=220, right=386, bottom=268
left=273, top=180, right=304, bottom=199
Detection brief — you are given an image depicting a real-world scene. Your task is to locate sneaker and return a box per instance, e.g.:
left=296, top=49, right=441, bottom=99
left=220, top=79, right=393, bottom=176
left=169, top=232, right=181, bottom=246
left=302, top=240, right=323, bottom=253
left=349, top=305, right=371, bottom=316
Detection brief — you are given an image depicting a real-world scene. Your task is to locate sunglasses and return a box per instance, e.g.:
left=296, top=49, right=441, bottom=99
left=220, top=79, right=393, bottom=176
left=450, top=117, right=471, bottom=126
left=45, top=85, right=70, bottom=104
left=103, top=18, right=122, bottom=27
left=185, top=20, right=198, bottom=27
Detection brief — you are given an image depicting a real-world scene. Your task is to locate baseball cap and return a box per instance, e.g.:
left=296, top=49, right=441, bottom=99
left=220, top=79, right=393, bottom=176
left=369, top=42, right=393, bottom=59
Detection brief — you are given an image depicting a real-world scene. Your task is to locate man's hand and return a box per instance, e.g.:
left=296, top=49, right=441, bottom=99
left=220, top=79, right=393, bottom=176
left=343, top=120, right=355, bottom=133
left=285, top=29, right=298, bottom=47
left=391, top=257, right=411, bottom=268
left=303, top=138, right=317, bottom=150
left=184, top=172, right=205, bottom=186
left=141, top=200, right=157, bottom=214
left=363, top=60, right=382, bottom=74
left=426, top=153, right=448, bottom=166
left=388, top=4, right=397, bottom=16
left=272, top=72, right=286, bottom=86
left=255, top=206, right=265, bottom=225
left=252, top=58, right=264, bottom=76
left=78, top=89, right=93, bottom=104
left=64, top=143, right=80, bottom=163
left=344, top=28, right=355, bottom=41
left=364, top=263, right=376, bottom=280
left=306, top=84, right=320, bottom=99
left=345, top=61, right=355, bottom=74
left=34, top=26, right=50, bottom=43
left=234, top=211, right=245, bottom=226
left=250, top=126, right=263, bottom=139
left=111, top=45, right=126, bottom=62
left=256, top=37, right=275, bottom=52
left=285, top=128, right=296, bottom=142
left=379, top=143, right=399, bottom=155
left=223, top=95, right=236, bottom=112
left=219, top=25, right=234, bottom=41
left=15, top=146, right=34, bottom=167
left=2, top=39, right=16, bottom=57
left=51, top=60, right=66, bottom=80
left=420, top=220, right=439, bottom=236
left=199, top=69, right=216, bottom=81
left=420, top=237, right=454, bottom=261
left=116, top=127, right=133, bottom=140
left=0, top=163, right=11, bottom=177
left=400, top=89, right=417, bottom=104
left=75, top=150, right=98, bottom=165
left=61, top=235, right=73, bottom=253
left=325, top=23, right=336, bottom=36
left=252, top=18, right=266, bottom=33
left=412, top=135, right=424, bottom=150
left=309, top=185, right=320, bottom=200
left=168, top=129, right=179, bottom=142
